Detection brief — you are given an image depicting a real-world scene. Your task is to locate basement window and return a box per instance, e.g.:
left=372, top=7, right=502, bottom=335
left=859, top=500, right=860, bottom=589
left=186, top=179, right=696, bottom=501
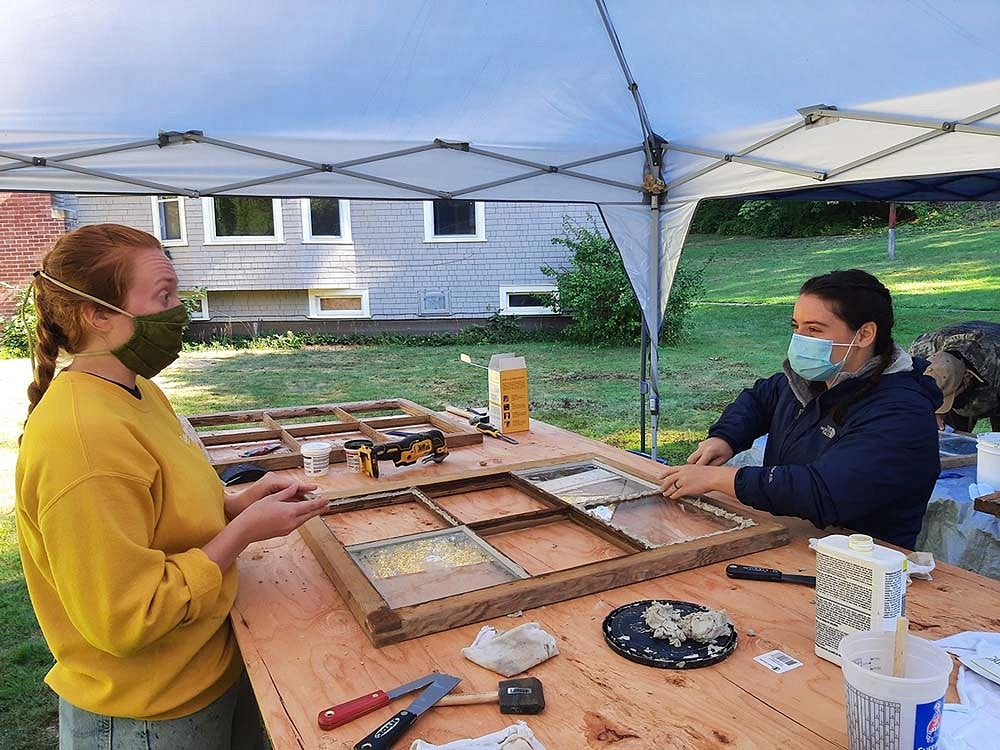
left=181, top=292, right=209, bottom=321
left=151, top=196, right=187, bottom=246
left=300, top=199, right=352, bottom=243
left=418, top=289, right=451, bottom=316
left=499, top=285, right=558, bottom=315
left=423, top=200, right=486, bottom=242
left=202, top=197, right=284, bottom=244
left=308, top=288, right=371, bottom=319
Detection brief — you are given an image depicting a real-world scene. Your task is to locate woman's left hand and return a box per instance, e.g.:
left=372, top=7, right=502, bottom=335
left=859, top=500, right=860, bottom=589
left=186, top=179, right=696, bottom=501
left=660, top=464, right=738, bottom=501
left=225, top=472, right=318, bottom=519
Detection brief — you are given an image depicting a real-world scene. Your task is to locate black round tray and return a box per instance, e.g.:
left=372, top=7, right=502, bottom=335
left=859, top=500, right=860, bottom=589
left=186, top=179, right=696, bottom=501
left=602, top=599, right=738, bottom=669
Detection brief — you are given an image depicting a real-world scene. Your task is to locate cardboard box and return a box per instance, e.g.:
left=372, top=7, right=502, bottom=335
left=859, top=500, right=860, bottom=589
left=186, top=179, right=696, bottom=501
left=487, top=352, right=530, bottom=433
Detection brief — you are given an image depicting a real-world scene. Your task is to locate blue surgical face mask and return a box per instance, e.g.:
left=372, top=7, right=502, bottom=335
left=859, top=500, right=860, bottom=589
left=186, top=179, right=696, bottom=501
left=787, top=332, right=859, bottom=382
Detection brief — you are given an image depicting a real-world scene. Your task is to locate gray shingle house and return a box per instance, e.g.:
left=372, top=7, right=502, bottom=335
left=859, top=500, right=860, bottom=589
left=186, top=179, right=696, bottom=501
left=59, top=195, right=595, bottom=338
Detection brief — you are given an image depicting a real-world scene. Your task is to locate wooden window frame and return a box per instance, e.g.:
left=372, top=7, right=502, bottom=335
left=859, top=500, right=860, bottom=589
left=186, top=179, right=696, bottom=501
left=299, top=454, right=789, bottom=646
left=177, top=398, right=483, bottom=478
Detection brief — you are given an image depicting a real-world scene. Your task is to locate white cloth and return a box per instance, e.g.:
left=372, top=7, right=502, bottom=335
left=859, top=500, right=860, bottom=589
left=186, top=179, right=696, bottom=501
left=907, top=551, right=936, bottom=583
left=461, top=623, right=558, bottom=677
left=935, top=632, right=1000, bottom=750
left=409, top=721, right=546, bottom=750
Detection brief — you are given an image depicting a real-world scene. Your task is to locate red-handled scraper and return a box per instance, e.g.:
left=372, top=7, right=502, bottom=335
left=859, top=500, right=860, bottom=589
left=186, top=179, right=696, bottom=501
left=353, top=673, right=461, bottom=750
left=318, top=672, right=454, bottom=730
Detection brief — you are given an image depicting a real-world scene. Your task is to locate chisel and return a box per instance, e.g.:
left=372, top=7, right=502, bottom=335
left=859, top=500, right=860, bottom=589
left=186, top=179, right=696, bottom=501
left=726, top=564, right=816, bottom=586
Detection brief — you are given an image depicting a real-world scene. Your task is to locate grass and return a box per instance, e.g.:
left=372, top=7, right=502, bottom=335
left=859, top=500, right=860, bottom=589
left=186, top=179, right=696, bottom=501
left=1, top=223, right=999, bottom=749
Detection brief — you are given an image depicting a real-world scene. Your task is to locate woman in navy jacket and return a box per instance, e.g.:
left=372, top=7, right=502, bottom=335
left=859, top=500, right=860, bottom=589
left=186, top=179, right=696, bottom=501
left=660, top=269, right=941, bottom=549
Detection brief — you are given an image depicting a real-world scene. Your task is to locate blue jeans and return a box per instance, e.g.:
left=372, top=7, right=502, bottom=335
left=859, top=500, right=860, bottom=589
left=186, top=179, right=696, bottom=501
left=58, top=671, right=269, bottom=750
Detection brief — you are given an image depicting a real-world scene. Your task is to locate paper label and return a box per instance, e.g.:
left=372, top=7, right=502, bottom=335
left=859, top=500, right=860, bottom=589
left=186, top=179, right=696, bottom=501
left=913, top=697, right=943, bottom=750
left=754, top=650, right=803, bottom=673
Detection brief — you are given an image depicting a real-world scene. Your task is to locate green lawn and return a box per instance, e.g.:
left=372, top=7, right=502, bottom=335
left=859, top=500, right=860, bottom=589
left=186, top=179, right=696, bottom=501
left=2, top=223, right=999, bottom=749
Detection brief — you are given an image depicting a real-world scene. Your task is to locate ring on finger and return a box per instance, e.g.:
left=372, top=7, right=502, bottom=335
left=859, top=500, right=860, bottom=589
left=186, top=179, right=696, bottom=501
left=673, top=480, right=681, bottom=491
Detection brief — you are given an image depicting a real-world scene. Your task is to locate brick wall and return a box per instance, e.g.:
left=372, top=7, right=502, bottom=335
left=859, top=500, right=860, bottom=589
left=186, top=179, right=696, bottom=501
left=0, top=193, right=69, bottom=316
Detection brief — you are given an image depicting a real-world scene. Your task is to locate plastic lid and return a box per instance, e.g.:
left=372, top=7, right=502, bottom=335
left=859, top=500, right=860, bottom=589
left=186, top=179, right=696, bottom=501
left=978, top=432, right=1000, bottom=449
left=300, top=441, right=332, bottom=455
left=848, top=534, right=874, bottom=552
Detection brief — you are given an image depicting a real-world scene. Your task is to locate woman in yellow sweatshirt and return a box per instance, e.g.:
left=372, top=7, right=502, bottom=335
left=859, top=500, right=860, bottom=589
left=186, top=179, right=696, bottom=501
left=15, top=224, right=329, bottom=749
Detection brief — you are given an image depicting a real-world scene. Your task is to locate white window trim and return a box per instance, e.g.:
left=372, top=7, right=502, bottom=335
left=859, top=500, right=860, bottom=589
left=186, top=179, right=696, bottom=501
left=181, top=292, right=210, bottom=321
left=299, top=199, right=353, bottom=244
left=308, top=288, right=371, bottom=319
left=499, top=284, right=558, bottom=316
left=422, top=200, right=486, bottom=243
left=201, top=197, right=285, bottom=245
left=150, top=196, right=188, bottom=247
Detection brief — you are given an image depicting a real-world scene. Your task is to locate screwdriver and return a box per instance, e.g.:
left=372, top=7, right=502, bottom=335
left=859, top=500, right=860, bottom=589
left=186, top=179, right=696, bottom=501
left=475, top=422, right=519, bottom=444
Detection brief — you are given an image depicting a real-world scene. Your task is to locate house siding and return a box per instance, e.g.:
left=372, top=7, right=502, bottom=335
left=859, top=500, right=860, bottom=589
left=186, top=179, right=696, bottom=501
left=62, top=196, right=601, bottom=328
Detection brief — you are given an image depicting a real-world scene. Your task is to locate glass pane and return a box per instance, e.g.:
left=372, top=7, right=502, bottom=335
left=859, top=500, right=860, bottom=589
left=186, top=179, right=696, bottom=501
left=309, top=198, right=341, bottom=237
left=583, top=494, right=745, bottom=547
left=508, top=292, right=554, bottom=308
left=319, top=296, right=362, bottom=311
left=158, top=198, right=182, bottom=240
left=350, top=529, right=522, bottom=607
left=213, top=197, right=275, bottom=237
left=433, top=200, right=476, bottom=235
left=517, top=462, right=653, bottom=504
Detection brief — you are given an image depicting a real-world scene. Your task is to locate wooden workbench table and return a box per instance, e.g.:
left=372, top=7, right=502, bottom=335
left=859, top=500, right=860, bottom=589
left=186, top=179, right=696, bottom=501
left=231, top=419, right=1000, bottom=749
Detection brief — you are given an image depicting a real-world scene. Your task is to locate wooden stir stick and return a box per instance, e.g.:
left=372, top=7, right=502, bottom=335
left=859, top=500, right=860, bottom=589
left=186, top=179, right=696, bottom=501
left=892, top=616, right=909, bottom=677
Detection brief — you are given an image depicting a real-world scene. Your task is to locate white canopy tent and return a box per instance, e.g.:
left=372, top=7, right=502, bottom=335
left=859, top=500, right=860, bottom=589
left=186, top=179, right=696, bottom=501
left=3, top=0, right=999, bottom=456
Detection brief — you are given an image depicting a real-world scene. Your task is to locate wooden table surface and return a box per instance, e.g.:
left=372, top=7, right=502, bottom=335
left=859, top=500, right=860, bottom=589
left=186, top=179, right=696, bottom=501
left=231, top=419, right=1000, bottom=750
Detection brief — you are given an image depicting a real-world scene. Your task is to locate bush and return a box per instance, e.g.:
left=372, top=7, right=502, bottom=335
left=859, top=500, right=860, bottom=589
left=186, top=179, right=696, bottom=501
left=543, top=217, right=705, bottom=346
left=690, top=198, right=925, bottom=238
left=0, top=284, right=35, bottom=358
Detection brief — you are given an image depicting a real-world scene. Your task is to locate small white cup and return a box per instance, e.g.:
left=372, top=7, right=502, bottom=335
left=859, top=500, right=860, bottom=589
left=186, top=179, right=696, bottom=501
left=300, top=441, right=332, bottom=477
left=343, top=438, right=374, bottom=474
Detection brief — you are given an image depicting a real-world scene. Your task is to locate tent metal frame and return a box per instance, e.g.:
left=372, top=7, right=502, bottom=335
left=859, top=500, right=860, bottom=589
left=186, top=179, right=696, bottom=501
left=3, top=0, right=999, bottom=463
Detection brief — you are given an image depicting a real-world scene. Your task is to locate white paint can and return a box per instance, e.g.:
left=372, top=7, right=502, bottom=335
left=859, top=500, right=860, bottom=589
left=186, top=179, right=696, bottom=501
left=300, top=441, right=332, bottom=477
left=977, top=432, right=1000, bottom=490
left=343, top=438, right=373, bottom=474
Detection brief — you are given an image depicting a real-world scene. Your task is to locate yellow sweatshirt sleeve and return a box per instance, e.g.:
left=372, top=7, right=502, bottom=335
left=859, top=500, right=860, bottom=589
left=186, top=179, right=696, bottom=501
left=39, top=472, right=234, bottom=658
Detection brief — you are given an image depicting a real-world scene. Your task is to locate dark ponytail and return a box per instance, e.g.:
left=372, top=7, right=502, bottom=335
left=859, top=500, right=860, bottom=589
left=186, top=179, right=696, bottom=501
left=799, top=269, right=895, bottom=425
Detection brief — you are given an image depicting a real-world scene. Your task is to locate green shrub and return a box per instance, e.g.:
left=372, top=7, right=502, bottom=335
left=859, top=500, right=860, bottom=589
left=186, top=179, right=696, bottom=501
left=543, top=217, right=705, bottom=346
left=690, top=198, right=931, bottom=238
left=0, top=284, right=35, bottom=358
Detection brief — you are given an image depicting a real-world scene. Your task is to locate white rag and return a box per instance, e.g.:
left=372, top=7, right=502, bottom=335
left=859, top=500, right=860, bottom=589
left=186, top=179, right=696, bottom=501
left=907, top=551, right=936, bottom=582
left=461, top=622, right=558, bottom=677
left=409, top=721, right=546, bottom=750
left=935, top=631, right=1000, bottom=750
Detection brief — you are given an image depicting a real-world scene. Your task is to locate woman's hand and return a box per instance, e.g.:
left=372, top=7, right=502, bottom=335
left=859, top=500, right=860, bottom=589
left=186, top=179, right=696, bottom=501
left=660, top=464, right=738, bottom=501
left=231, top=483, right=329, bottom=545
left=687, top=436, right=735, bottom=466
left=205, top=479, right=327, bottom=571
left=224, top=472, right=317, bottom=519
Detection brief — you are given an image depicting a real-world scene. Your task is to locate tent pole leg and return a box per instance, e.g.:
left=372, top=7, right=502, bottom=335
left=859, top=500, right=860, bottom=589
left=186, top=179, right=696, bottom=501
left=640, top=320, right=647, bottom=455
left=649, top=196, right=661, bottom=461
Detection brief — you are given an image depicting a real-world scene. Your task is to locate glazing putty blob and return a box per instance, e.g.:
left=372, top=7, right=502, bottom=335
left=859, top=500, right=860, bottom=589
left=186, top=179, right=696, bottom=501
left=603, top=600, right=738, bottom=669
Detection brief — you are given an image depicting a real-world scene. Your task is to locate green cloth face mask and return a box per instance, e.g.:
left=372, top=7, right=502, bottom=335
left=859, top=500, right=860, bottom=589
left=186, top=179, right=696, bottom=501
left=35, top=271, right=190, bottom=379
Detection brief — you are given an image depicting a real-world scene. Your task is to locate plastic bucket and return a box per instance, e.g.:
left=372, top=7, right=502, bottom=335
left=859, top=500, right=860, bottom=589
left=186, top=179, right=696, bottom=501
left=977, top=432, right=1000, bottom=489
left=300, top=441, right=332, bottom=477
left=840, top=631, right=951, bottom=750
left=343, top=438, right=373, bottom=474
